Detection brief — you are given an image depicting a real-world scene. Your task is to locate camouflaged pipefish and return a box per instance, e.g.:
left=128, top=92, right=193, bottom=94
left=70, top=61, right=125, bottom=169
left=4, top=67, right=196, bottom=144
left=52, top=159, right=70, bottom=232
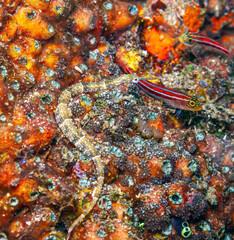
left=132, top=77, right=201, bottom=111
left=55, top=74, right=146, bottom=240
left=179, top=32, right=231, bottom=55
left=55, top=74, right=200, bottom=238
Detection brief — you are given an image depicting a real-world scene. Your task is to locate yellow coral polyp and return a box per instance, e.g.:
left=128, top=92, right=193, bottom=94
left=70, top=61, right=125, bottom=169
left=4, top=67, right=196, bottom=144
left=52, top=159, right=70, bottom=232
left=19, top=56, right=35, bottom=71
left=72, top=6, right=95, bottom=34
left=23, top=37, right=42, bottom=56
left=40, top=51, right=60, bottom=69
left=8, top=43, right=23, bottom=58
left=116, top=46, right=141, bottom=72
left=49, top=1, right=64, bottom=16
left=39, top=43, right=69, bottom=69
left=0, top=15, right=18, bottom=43
left=144, top=26, right=177, bottom=60
left=22, top=0, right=50, bottom=11
left=123, top=49, right=141, bottom=72
left=14, top=7, right=55, bottom=40
left=5, top=0, right=21, bottom=13
left=0, top=4, right=3, bottom=26
left=45, top=0, right=73, bottom=20
left=104, top=1, right=139, bottom=35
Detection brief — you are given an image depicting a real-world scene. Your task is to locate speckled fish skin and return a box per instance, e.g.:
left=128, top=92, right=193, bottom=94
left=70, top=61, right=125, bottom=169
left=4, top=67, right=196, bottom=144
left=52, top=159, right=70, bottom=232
left=55, top=74, right=140, bottom=240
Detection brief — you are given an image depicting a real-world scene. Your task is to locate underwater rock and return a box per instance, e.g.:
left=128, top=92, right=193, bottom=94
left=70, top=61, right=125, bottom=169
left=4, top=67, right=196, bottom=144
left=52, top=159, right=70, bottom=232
left=0, top=0, right=232, bottom=239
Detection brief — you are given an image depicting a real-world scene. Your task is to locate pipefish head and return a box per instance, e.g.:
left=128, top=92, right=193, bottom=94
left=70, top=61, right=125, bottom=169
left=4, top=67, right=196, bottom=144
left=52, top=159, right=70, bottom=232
left=179, top=32, right=193, bottom=46
left=132, top=76, right=158, bottom=83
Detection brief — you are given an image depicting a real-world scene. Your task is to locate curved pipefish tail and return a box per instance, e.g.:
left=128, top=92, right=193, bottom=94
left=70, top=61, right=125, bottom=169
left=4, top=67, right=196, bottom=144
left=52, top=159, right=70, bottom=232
left=134, top=78, right=202, bottom=111
left=55, top=96, right=104, bottom=240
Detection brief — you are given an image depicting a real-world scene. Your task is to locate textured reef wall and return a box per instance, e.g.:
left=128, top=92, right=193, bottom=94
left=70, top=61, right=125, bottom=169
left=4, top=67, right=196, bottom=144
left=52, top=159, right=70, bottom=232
left=0, top=0, right=233, bottom=239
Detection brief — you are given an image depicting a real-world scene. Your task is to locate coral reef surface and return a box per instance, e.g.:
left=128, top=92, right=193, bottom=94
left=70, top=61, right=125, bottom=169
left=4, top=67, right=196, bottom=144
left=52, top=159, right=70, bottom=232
left=0, top=0, right=233, bottom=239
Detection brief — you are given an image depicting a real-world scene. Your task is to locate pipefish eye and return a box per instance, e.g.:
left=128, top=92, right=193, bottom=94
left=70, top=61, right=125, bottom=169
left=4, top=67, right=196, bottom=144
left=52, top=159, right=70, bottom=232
left=132, top=77, right=139, bottom=83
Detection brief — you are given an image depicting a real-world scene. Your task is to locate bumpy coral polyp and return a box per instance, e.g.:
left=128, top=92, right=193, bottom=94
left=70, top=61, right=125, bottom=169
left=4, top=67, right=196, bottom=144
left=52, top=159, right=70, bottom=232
left=22, top=0, right=50, bottom=11
left=11, top=90, right=57, bottom=152
left=14, top=7, right=55, bottom=40
left=148, top=115, right=164, bottom=139
left=12, top=178, right=38, bottom=203
left=144, top=26, right=177, bottom=60
left=46, top=0, right=73, bottom=20
left=116, top=46, right=142, bottom=72
left=0, top=161, right=20, bottom=188
left=104, top=1, right=139, bottom=34
left=22, top=119, right=56, bottom=150
left=0, top=76, right=7, bottom=110
left=38, top=43, right=70, bottom=70
left=0, top=4, right=3, bottom=26
left=71, top=5, right=97, bottom=35
left=8, top=43, right=23, bottom=58
left=5, top=0, right=21, bottom=13
left=0, top=15, right=18, bottom=43
left=183, top=5, right=204, bottom=32
left=0, top=126, right=21, bottom=158
left=8, top=219, right=26, bottom=239
left=21, top=37, right=42, bottom=56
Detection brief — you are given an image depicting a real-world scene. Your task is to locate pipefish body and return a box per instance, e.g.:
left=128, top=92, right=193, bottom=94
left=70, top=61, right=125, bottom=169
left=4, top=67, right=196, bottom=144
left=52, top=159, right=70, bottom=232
left=55, top=74, right=201, bottom=239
